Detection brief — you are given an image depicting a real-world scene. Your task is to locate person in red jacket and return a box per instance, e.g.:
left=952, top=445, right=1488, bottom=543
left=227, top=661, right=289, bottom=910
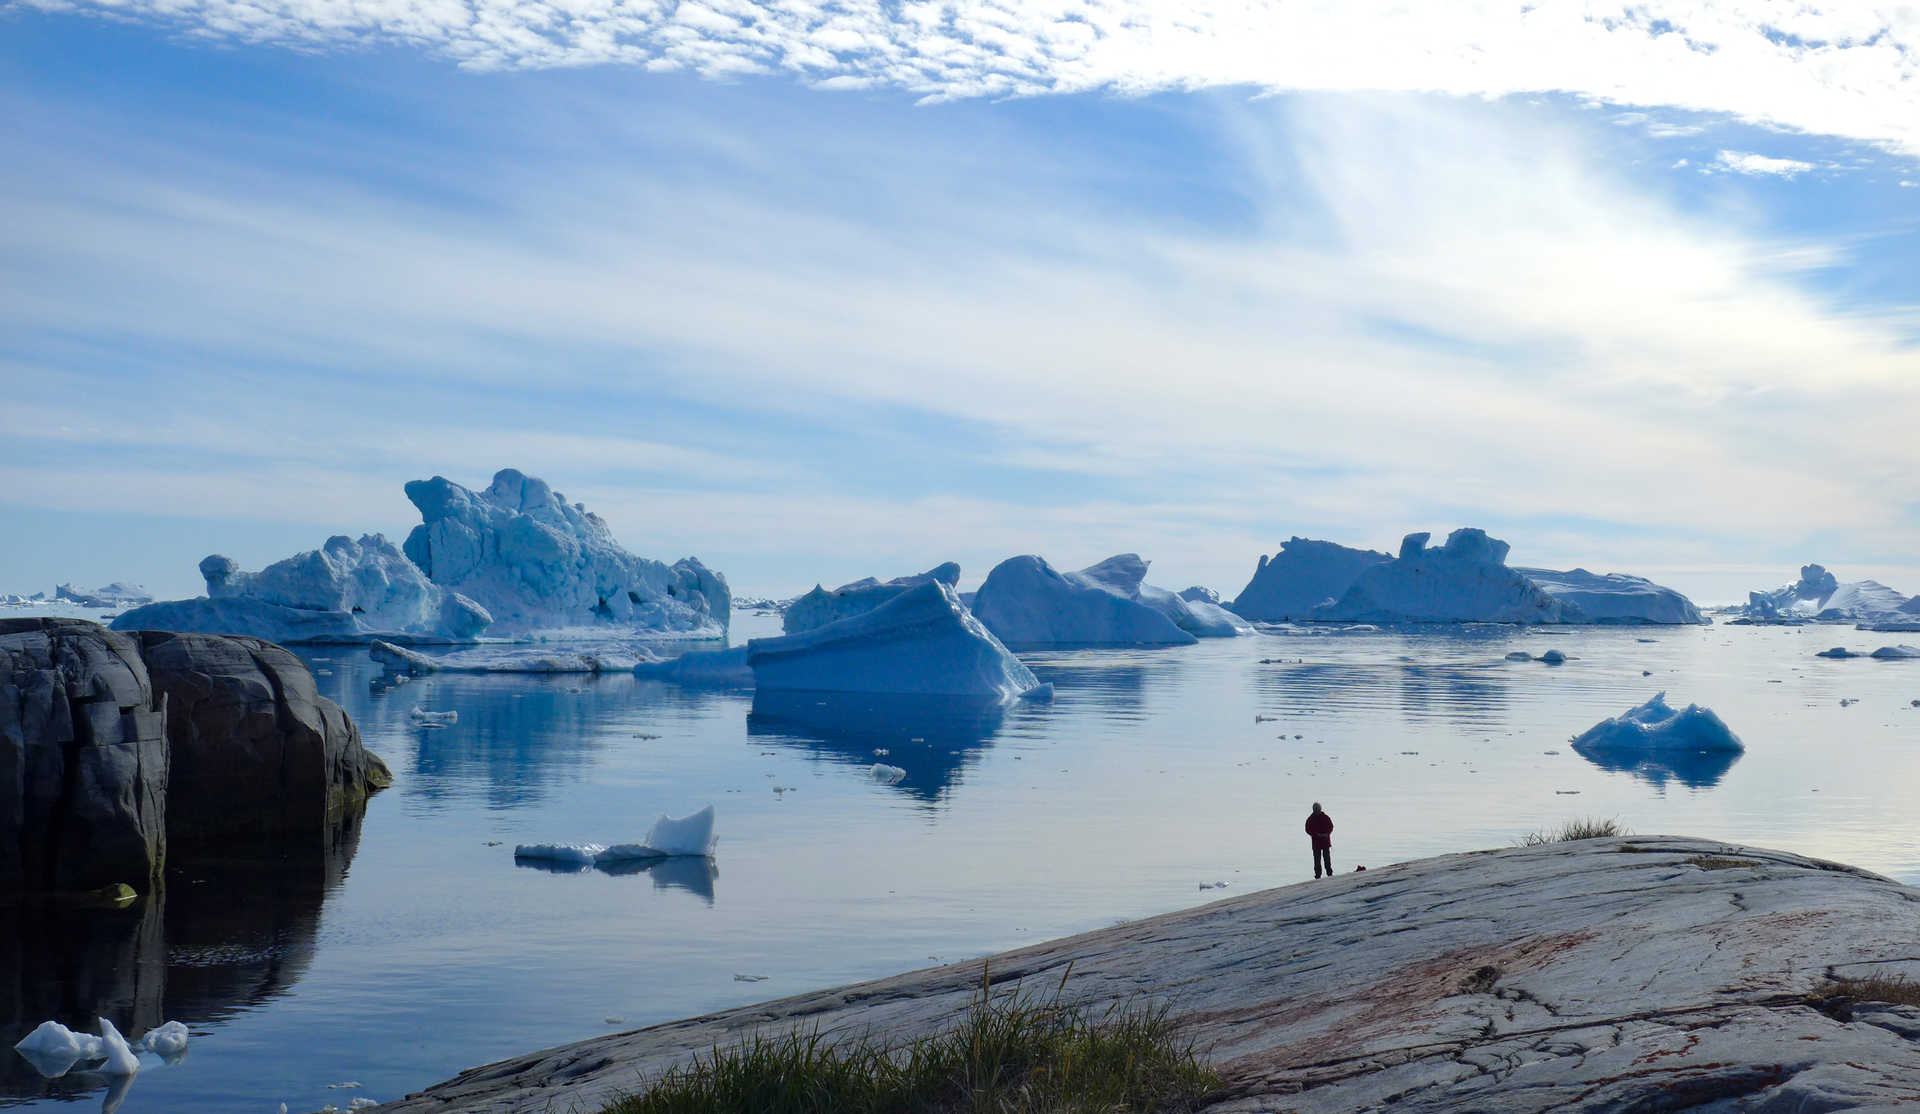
left=1305, top=802, right=1334, bottom=878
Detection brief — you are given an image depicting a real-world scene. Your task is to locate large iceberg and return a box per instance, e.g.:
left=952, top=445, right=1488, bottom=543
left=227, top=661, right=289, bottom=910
left=1739, top=564, right=1909, bottom=622
left=1176, top=586, right=1255, bottom=637
left=1229, top=538, right=1392, bottom=621
left=115, top=534, right=491, bottom=644
left=403, top=469, right=728, bottom=637
left=1571, top=692, right=1744, bottom=753
left=748, top=580, right=1048, bottom=701
left=783, top=563, right=960, bottom=634
left=1515, top=568, right=1706, bottom=625
left=970, top=555, right=1202, bottom=647
left=1312, top=529, right=1567, bottom=624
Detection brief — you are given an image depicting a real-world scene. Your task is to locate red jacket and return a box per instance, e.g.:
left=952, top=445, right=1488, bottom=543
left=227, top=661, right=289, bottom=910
left=1305, top=811, right=1333, bottom=849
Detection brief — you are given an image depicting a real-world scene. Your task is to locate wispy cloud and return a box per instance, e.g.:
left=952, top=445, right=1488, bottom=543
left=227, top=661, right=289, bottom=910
left=1713, top=149, right=1819, bottom=177
left=17, top=1, right=1920, bottom=156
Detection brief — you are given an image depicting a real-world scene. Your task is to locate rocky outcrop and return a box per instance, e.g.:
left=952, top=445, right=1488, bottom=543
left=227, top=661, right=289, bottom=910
left=383, top=837, right=1920, bottom=1113
left=1, top=619, right=386, bottom=896
left=0, top=619, right=167, bottom=895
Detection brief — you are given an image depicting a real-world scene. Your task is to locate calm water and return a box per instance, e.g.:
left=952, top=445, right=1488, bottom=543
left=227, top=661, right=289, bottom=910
left=7, top=615, right=1920, bottom=1111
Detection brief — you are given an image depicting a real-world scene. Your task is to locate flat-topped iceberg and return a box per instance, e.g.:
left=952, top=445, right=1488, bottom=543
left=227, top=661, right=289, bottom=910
left=373, top=639, right=646, bottom=674
left=970, top=554, right=1206, bottom=647
left=1571, top=692, right=1744, bottom=753
left=748, top=580, right=1048, bottom=700
left=115, top=533, right=493, bottom=644
left=1515, top=567, right=1705, bottom=625
left=55, top=582, right=153, bottom=608
left=1312, top=529, right=1567, bottom=624
left=1230, top=538, right=1392, bottom=621
left=514, top=806, right=717, bottom=866
left=404, top=469, right=728, bottom=637
left=783, top=563, right=960, bottom=634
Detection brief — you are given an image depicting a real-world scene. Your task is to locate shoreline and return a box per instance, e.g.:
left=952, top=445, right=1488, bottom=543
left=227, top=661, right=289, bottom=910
left=377, top=836, right=1920, bottom=1113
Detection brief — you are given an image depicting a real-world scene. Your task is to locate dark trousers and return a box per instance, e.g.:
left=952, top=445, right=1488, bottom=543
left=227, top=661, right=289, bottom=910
left=1313, top=845, right=1332, bottom=878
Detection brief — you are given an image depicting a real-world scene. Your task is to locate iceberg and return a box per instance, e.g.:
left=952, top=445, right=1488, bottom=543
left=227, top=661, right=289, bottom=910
left=136, top=1020, right=190, bottom=1059
left=970, top=555, right=1197, bottom=647
left=749, top=580, right=1049, bottom=700
left=97, top=1017, right=140, bottom=1077
left=783, top=563, right=960, bottom=634
left=372, top=639, right=643, bottom=674
left=1078, top=555, right=1244, bottom=639
left=403, top=469, right=728, bottom=637
left=13, top=1019, right=105, bottom=1077
left=633, top=645, right=753, bottom=686
left=409, top=706, right=458, bottom=726
left=641, top=804, right=717, bottom=856
left=1870, top=645, right=1920, bottom=660
left=1312, top=529, right=1567, bottom=624
left=1815, top=580, right=1910, bottom=621
left=114, top=534, right=492, bottom=644
left=870, top=763, right=907, bottom=785
left=1740, top=564, right=1910, bottom=622
left=513, top=806, right=717, bottom=865
left=55, top=582, right=153, bottom=608
left=1229, top=538, right=1393, bottom=621
left=1514, top=568, right=1705, bottom=625
left=1570, top=692, right=1745, bottom=754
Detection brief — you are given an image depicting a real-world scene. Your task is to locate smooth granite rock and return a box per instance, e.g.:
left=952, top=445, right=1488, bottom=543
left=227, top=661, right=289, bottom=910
left=379, top=837, right=1920, bottom=1114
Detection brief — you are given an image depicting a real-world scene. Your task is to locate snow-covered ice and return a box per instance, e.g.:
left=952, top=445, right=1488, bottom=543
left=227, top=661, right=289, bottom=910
left=783, top=563, right=960, bottom=634
left=1816, top=580, right=1910, bottom=621
left=749, top=580, right=1049, bottom=700
left=514, top=842, right=606, bottom=866
left=113, top=596, right=371, bottom=644
left=1313, top=529, right=1567, bottom=624
left=1229, top=538, right=1392, bottom=622
left=1515, top=568, right=1705, bottom=625
left=402, top=469, right=728, bottom=637
left=970, top=555, right=1199, bottom=647
left=372, top=640, right=644, bottom=674
left=633, top=645, right=753, bottom=686
left=1570, top=693, right=1744, bottom=753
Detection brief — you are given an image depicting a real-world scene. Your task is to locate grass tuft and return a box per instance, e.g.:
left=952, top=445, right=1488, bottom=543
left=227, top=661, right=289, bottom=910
left=1685, top=856, right=1759, bottom=871
left=1518, top=817, right=1625, bottom=846
left=1815, top=974, right=1920, bottom=1008
left=602, top=964, right=1219, bottom=1114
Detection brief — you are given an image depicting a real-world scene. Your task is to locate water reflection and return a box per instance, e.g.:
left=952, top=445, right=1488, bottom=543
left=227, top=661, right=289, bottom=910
left=1571, top=740, right=1742, bottom=790
left=746, top=691, right=1019, bottom=802
left=1, top=810, right=363, bottom=1105
left=1252, top=662, right=1511, bottom=731
left=513, top=855, right=718, bottom=903
left=387, top=675, right=637, bottom=810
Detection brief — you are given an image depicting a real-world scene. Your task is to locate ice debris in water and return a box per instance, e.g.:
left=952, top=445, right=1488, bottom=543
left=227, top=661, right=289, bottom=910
left=870, top=763, right=907, bottom=785
left=514, top=806, right=718, bottom=865
left=137, top=1020, right=189, bottom=1059
left=409, top=706, right=458, bottom=725
left=1504, top=651, right=1532, bottom=661
left=97, top=1018, right=139, bottom=1077
left=1816, top=647, right=1856, bottom=659
left=13, top=1020, right=104, bottom=1075
left=1570, top=693, right=1744, bottom=753
left=1538, top=650, right=1567, bottom=665
left=1871, top=645, right=1920, bottom=660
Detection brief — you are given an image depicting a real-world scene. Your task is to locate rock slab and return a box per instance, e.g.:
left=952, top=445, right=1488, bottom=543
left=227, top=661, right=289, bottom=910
left=380, top=837, right=1920, bottom=1114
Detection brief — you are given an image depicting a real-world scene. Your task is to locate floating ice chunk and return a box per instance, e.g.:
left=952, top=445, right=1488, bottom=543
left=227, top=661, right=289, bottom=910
left=1504, top=651, right=1532, bottom=661
left=1230, top=538, right=1392, bottom=622
left=97, top=1018, right=139, bottom=1077
left=784, top=563, right=960, bottom=634
left=513, top=843, right=607, bottom=865
left=1872, top=645, right=1920, bottom=660
left=734, top=973, right=769, bottom=982
left=1515, top=568, right=1705, bottom=625
left=13, top=1020, right=105, bottom=1077
left=1538, top=650, right=1567, bottom=665
left=374, top=639, right=642, bottom=674
left=350, top=1100, right=379, bottom=1110
left=1571, top=693, right=1744, bottom=753
left=135, top=1020, right=189, bottom=1059
left=870, top=763, right=907, bottom=785
left=402, top=468, right=728, bottom=637
left=409, top=706, right=458, bottom=725
left=1313, top=529, right=1566, bottom=624
left=1816, top=647, right=1856, bottom=659
left=643, top=805, right=717, bottom=857
left=750, top=580, right=1047, bottom=700
left=971, top=555, right=1198, bottom=647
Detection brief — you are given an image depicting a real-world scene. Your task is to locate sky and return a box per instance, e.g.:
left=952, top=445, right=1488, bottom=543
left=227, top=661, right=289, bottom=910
left=2, top=2, right=1917, bottom=604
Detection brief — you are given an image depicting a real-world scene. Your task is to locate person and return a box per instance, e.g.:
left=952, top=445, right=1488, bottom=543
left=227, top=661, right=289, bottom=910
left=1305, top=802, right=1334, bottom=878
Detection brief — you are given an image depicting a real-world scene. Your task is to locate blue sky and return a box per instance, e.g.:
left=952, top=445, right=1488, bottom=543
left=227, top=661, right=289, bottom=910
left=2, top=4, right=1917, bottom=604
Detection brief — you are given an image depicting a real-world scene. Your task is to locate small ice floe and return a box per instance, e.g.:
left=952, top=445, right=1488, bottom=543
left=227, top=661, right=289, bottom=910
left=409, top=706, right=457, bottom=726
left=734, top=973, right=769, bottom=982
left=1555, top=790, right=1581, bottom=795
left=1840, top=698, right=1855, bottom=707
left=514, top=806, right=718, bottom=867
left=1816, top=647, right=1856, bottom=659
left=136, top=1020, right=190, bottom=1059
left=870, top=763, right=907, bottom=785
left=326, top=1081, right=363, bottom=1089
left=872, top=748, right=889, bottom=756
left=1571, top=693, right=1743, bottom=754
left=13, top=1020, right=104, bottom=1076
left=1504, top=651, right=1532, bottom=662
left=1198, top=881, right=1228, bottom=890
left=1538, top=650, right=1567, bottom=665
left=1871, top=645, right=1920, bottom=660
left=97, top=1018, right=139, bottom=1076
left=315, top=668, right=333, bottom=676
left=350, top=1101, right=379, bottom=1111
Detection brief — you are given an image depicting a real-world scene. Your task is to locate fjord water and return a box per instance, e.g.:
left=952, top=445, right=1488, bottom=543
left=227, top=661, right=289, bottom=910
left=8, top=615, right=1920, bottom=1112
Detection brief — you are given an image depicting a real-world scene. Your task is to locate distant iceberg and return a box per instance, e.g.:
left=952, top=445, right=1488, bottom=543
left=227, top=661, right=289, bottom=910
left=1738, top=564, right=1910, bottom=622
left=54, top=582, right=153, bottom=608
left=749, top=580, right=1048, bottom=701
left=404, top=469, right=728, bottom=637
left=1312, top=529, right=1567, bottom=624
left=373, top=639, right=646, bottom=674
left=1230, top=538, right=1392, bottom=622
left=1515, top=568, right=1705, bottom=625
left=783, top=563, right=960, bottom=634
left=970, top=554, right=1207, bottom=647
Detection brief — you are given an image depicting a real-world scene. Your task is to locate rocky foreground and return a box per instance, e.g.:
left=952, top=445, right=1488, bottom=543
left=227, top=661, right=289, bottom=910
left=382, top=837, right=1920, bottom=1113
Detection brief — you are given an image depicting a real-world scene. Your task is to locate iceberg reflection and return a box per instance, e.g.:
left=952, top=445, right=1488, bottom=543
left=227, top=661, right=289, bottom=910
left=1571, top=741, right=1742, bottom=790
left=746, top=690, right=1019, bottom=802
